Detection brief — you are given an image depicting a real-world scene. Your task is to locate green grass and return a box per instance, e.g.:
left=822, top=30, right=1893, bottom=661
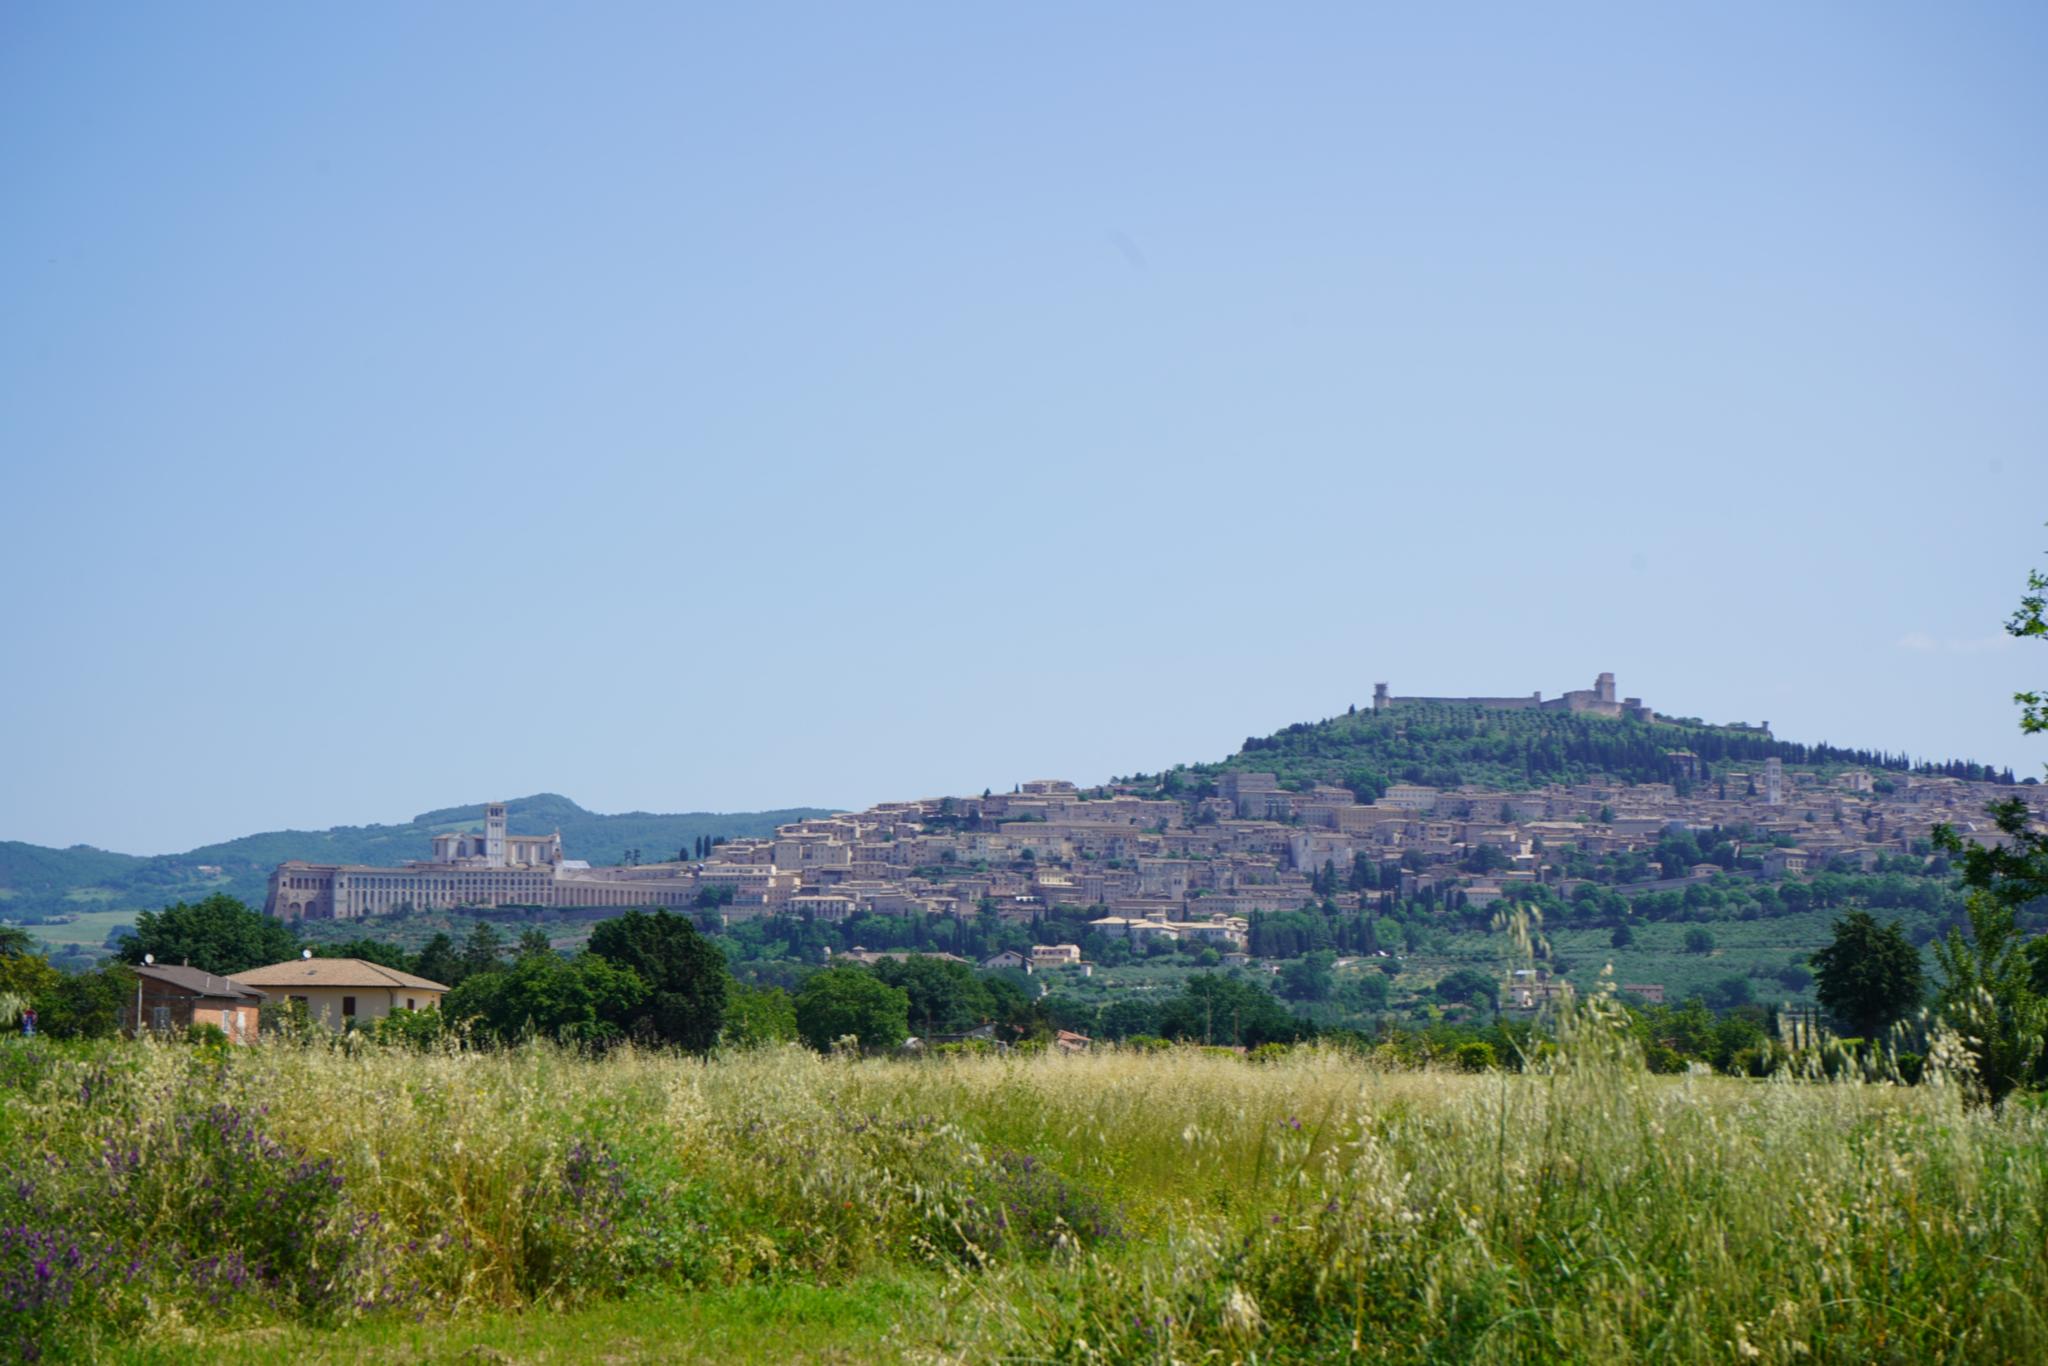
left=128, top=1276, right=931, bottom=1364
left=5, top=1027, right=2046, bottom=1362
left=1422, top=906, right=1946, bottom=1008
left=23, top=906, right=139, bottom=951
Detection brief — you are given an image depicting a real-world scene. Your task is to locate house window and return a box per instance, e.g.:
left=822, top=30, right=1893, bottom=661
left=342, top=996, right=357, bottom=1017
left=406, top=998, right=416, bottom=1010
left=150, top=1006, right=170, bottom=1033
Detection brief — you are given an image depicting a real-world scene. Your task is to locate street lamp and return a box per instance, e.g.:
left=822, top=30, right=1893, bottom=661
left=137, top=953, right=154, bottom=1037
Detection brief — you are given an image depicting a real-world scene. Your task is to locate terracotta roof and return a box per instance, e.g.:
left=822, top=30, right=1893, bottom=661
left=231, top=957, right=450, bottom=991
left=134, top=963, right=265, bottom=1002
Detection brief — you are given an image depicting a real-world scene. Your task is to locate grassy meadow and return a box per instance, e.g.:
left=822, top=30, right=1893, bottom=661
left=3, top=1022, right=2045, bottom=1363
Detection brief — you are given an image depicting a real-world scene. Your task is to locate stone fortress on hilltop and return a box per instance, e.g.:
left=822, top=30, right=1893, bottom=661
left=1373, top=672, right=1665, bottom=725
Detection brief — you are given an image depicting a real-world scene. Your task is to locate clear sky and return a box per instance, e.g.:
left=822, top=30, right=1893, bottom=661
left=4, top=3, right=2046, bottom=855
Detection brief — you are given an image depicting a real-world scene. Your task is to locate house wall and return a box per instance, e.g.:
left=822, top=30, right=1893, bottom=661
left=273, top=984, right=445, bottom=1031
left=124, top=982, right=260, bottom=1043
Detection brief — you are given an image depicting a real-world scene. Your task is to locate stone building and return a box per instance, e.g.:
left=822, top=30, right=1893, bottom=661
left=264, top=801, right=701, bottom=921
left=1372, top=672, right=1653, bottom=721
left=233, top=956, right=449, bottom=1031
left=124, top=963, right=264, bottom=1042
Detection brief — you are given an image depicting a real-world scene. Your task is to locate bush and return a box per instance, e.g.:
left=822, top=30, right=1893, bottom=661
left=1453, top=1041, right=1497, bottom=1072
left=1645, top=1043, right=1686, bottom=1074
left=372, top=1007, right=444, bottom=1050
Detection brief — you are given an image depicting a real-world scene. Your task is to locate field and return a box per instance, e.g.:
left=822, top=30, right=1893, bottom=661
left=4, top=1017, right=2045, bottom=1364
left=21, top=907, right=144, bottom=954
left=1427, top=911, right=1866, bottom=1006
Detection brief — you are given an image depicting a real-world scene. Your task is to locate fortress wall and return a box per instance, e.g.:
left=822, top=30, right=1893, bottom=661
left=1388, top=695, right=1544, bottom=711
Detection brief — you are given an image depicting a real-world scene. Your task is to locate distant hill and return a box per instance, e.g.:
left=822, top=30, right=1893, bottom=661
left=1131, top=703, right=2016, bottom=797
left=0, top=794, right=833, bottom=943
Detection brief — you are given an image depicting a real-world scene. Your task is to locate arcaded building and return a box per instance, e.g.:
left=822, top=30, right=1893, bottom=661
left=264, top=802, right=702, bottom=921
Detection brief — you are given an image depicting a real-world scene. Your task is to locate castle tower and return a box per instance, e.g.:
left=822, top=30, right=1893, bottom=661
left=1764, top=758, right=1784, bottom=807
left=485, top=801, right=508, bottom=867
left=1373, top=682, right=1390, bottom=712
left=1596, top=672, right=1617, bottom=705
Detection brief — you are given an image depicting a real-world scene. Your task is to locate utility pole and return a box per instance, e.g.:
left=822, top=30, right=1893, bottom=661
left=136, top=953, right=154, bottom=1037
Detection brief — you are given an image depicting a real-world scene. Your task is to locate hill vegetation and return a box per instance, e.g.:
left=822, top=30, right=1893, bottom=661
left=1131, top=702, right=2016, bottom=797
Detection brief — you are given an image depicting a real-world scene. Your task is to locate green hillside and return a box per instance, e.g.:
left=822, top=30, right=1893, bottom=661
left=0, top=794, right=832, bottom=949
left=1136, top=702, right=2014, bottom=796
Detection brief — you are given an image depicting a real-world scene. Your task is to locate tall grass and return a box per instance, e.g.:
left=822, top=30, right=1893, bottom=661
left=1, top=1025, right=2043, bottom=1361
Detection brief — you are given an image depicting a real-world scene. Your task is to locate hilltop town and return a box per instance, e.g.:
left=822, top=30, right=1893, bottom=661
left=264, top=675, right=2039, bottom=979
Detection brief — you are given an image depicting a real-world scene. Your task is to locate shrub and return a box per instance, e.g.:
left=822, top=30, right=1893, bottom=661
left=372, top=1007, right=444, bottom=1050
left=1453, top=1041, right=1497, bottom=1072
left=184, top=1023, right=228, bottom=1049
left=1645, top=1043, right=1686, bottom=1073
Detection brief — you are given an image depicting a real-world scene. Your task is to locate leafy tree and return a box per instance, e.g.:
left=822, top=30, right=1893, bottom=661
left=1684, top=928, right=1716, bottom=955
left=1932, top=894, right=2046, bottom=1103
left=118, top=894, right=299, bottom=976
left=0, top=927, right=37, bottom=958
left=459, top=922, right=505, bottom=979
left=516, top=928, right=554, bottom=959
left=1937, top=798, right=2048, bottom=911
left=33, top=961, right=132, bottom=1039
left=1095, top=997, right=1161, bottom=1041
left=1279, top=950, right=1336, bottom=1002
left=412, top=932, right=463, bottom=987
left=1464, top=844, right=1510, bottom=874
left=1610, top=923, right=1635, bottom=949
left=2010, top=557, right=2046, bottom=738
left=1926, top=542, right=2048, bottom=1102
left=866, top=955, right=995, bottom=1035
left=1703, top=975, right=1755, bottom=1011
left=1156, top=974, right=1310, bottom=1047
left=793, top=966, right=909, bottom=1052
left=1336, top=971, right=1390, bottom=1013
left=0, top=948, right=60, bottom=1009
left=443, top=952, right=647, bottom=1044
left=1810, top=911, right=1924, bottom=1039
left=586, top=909, right=732, bottom=1052
left=1434, top=968, right=1500, bottom=1011
left=724, top=982, right=797, bottom=1047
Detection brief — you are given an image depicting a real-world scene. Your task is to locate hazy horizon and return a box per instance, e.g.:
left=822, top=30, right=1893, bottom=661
left=5, top=4, right=2046, bottom=854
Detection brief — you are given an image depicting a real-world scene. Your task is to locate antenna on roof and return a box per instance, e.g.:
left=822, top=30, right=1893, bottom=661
left=142, top=954, right=154, bottom=965
left=301, top=948, right=313, bottom=960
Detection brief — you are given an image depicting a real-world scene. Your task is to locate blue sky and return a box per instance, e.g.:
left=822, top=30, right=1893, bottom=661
left=3, top=3, right=2045, bottom=854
